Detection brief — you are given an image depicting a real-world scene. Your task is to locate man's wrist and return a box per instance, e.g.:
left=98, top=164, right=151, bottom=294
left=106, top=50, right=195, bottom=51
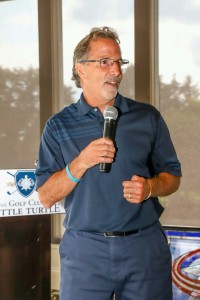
left=144, top=179, right=152, bottom=200
left=66, top=164, right=81, bottom=183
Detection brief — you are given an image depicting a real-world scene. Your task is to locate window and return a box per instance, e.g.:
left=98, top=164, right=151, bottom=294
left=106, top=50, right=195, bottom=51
left=159, top=0, right=200, bottom=227
left=0, top=0, right=39, bottom=169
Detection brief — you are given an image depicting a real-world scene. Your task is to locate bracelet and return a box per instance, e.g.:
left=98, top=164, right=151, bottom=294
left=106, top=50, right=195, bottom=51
left=66, top=164, right=81, bottom=183
left=144, top=179, right=152, bottom=200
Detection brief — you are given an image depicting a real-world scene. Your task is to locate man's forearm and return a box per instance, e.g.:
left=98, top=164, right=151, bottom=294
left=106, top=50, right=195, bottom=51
left=37, top=156, right=87, bottom=208
left=37, top=168, right=76, bottom=208
left=149, top=172, right=181, bottom=198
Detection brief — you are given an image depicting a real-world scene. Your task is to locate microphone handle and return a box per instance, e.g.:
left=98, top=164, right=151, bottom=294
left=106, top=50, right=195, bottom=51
left=99, top=119, right=116, bottom=173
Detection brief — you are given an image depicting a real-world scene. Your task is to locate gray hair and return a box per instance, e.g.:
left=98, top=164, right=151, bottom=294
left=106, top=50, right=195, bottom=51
left=71, top=26, right=121, bottom=88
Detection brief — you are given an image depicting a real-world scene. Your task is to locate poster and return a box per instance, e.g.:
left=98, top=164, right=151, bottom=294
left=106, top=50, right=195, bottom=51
left=0, top=169, right=65, bottom=217
left=165, top=229, right=200, bottom=300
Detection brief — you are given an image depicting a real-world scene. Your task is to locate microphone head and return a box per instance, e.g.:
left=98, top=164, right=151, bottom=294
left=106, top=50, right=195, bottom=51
left=103, top=106, right=118, bottom=120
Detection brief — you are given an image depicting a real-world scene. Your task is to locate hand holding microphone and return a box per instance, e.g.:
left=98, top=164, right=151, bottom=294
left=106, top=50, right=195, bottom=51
left=76, top=106, right=118, bottom=174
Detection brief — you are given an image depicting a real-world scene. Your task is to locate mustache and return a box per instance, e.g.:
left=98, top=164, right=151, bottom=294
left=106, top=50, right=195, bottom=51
left=105, top=76, right=121, bottom=84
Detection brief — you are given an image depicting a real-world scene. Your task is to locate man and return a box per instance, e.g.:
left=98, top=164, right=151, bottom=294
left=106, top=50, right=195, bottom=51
left=36, top=26, right=181, bottom=300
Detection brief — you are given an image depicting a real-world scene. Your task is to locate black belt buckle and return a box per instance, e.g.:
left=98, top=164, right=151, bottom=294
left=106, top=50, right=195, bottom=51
left=104, top=231, right=125, bottom=237
left=104, top=230, right=138, bottom=237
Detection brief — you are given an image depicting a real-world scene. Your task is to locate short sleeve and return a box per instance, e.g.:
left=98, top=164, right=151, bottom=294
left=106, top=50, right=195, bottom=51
left=35, top=119, right=65, bottom=189
left=151, top=114, right=182, bottom=176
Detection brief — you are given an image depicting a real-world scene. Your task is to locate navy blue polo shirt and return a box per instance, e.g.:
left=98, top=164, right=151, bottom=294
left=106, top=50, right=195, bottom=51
left=36, top=93, right=181, bottom=232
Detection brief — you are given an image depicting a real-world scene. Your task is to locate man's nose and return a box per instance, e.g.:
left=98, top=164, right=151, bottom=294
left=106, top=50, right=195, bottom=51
left=110, top=61, right=121, bottom=75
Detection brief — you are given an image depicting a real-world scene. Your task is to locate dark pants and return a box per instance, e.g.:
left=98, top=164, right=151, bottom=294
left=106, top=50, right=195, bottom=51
left=59, top=221, right=172, bottom=300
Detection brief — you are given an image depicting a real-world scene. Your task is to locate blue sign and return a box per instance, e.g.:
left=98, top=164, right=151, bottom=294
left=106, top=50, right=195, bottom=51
left=15, top=170, right=36, bottom=197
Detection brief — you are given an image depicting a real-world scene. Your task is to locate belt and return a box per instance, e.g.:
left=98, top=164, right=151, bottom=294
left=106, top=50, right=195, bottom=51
left=104, top=230, right=139, bottom=237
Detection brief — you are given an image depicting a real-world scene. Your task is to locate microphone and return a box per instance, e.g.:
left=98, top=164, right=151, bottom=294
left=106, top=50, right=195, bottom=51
left=99, top=106, right=118, bottom=173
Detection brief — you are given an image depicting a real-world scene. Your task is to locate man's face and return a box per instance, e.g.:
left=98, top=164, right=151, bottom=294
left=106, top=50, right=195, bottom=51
left=76, top=38, right=123, bottom=107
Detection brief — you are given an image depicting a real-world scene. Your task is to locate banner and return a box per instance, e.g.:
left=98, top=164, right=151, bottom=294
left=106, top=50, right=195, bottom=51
left=165, top=229, right=200, bottom=300
left=0, top=169, right=65, bottom=217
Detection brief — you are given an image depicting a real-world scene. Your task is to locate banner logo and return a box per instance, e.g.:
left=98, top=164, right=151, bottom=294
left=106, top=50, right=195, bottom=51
left=172, top=248, right=200, bottom=298
left=14, top=170, right=36, bottom=198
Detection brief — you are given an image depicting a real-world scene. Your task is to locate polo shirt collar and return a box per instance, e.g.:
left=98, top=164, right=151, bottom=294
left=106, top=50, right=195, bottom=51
left=77, top=93, right=130, bottom=115
left=77, top=93, right=92, bottom=115
left=114, top=93, right=129, bottom=114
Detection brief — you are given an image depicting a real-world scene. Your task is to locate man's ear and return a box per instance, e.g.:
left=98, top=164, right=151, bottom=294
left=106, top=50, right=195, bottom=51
left=75, top=63, right=86, bottom=79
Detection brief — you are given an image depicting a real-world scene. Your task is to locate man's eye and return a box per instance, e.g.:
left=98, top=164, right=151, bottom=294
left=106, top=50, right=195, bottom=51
left=101, top=59, right=109, bottom=65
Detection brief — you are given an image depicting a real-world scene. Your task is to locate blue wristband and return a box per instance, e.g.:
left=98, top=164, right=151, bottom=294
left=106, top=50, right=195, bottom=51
left=66, top=164, right=81, bottom=183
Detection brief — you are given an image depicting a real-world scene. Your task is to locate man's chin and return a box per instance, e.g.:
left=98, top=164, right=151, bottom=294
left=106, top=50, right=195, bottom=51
left=102, top=89, right=118, bottom=101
